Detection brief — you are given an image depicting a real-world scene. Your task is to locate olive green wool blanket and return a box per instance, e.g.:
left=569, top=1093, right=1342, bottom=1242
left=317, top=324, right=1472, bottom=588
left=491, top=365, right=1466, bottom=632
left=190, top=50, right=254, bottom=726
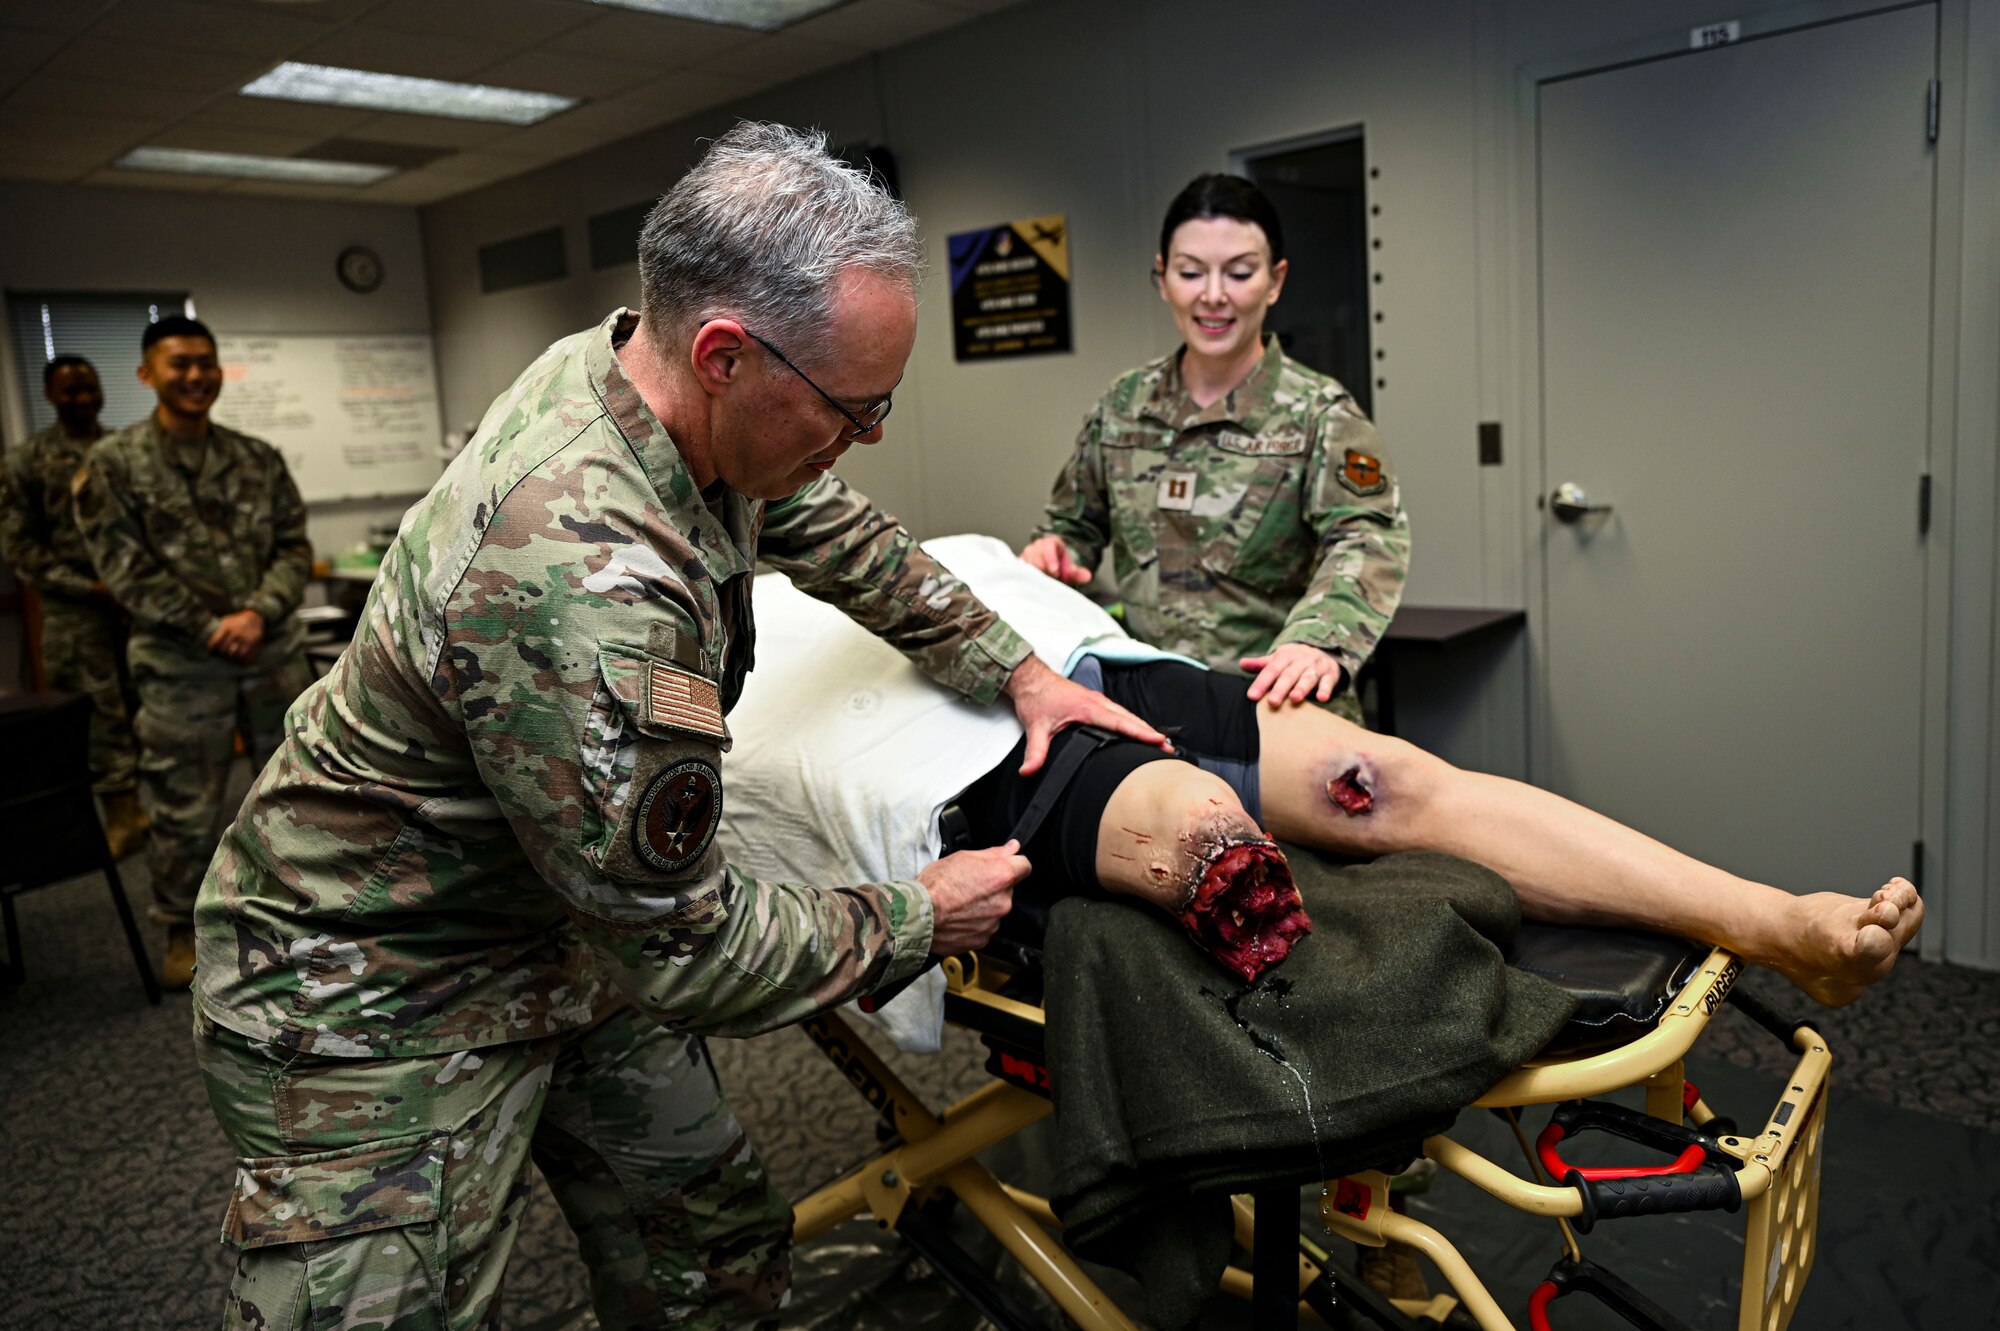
left=1043, top=850, right=1575, bottom=1330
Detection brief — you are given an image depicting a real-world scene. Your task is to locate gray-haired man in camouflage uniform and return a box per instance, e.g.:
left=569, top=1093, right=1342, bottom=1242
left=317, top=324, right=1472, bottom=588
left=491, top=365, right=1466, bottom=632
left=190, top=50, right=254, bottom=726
left=74, top=318, right=313, bottom=989
left=0, top=354, right=145, bottom=855
left=191, top=121, right=1164, bottom=1330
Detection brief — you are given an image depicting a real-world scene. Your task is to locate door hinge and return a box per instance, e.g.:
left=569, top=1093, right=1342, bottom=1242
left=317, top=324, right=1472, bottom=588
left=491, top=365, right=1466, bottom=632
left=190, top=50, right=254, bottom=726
left=1927, top=78, right=1940, bottom=143
left=1911, top=839, right=1924, bottom=895
left=1918, top=472, right=1932, bottom=537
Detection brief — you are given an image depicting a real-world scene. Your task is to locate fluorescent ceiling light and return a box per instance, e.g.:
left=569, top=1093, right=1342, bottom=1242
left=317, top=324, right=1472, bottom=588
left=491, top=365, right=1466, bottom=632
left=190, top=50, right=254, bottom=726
left=114, top=146, right=395, bottom=185
left=585, top=0, right=849, bottom=31
left=241, top=62, right=577, bottom=125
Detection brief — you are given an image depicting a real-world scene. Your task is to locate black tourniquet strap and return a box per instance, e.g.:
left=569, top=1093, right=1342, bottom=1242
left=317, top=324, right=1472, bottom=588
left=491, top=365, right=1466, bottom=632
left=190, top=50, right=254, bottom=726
left=1003, top=724, right=1116, bottom=847
left=860, top=725, right=1119, bottom=1014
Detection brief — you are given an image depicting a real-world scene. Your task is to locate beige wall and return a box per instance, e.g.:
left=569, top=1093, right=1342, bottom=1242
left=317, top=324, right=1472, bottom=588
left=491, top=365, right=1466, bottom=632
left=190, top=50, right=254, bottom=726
left=0, top=181, right=432, bottom=562
left=409, top=0, right=1999, bottom=967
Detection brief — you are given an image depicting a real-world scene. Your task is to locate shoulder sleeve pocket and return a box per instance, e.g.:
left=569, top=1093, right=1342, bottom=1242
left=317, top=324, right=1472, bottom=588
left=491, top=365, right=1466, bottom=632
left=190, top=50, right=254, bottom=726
left=583, top=643, right=735, bottom=898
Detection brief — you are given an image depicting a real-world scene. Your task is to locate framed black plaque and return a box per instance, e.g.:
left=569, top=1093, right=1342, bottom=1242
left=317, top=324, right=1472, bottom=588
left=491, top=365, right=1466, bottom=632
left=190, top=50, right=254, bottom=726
left=948, top=214, right=1072, bottom=362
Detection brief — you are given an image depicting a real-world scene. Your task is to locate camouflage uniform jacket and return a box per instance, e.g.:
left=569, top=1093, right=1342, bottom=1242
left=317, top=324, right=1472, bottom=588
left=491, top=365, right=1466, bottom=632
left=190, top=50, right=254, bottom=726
left=73, top=414, right=312, bottom=659
left=0, top=421, right=106, bottom=601
left=194, top=309, right=1033, bottom=1058
left=1033, top=336, right=1409, bottom=680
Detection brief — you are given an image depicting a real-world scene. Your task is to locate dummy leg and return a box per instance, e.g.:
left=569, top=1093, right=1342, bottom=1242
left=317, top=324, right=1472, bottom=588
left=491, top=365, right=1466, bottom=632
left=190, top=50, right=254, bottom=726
left=1255, top=707, right=1921, bottom=1007
left=1090, top=761, right=1311, bottom=983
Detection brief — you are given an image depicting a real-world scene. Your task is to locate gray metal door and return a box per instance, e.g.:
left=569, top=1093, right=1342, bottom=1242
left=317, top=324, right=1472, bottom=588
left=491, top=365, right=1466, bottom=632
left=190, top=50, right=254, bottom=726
left=1537, top=6, right=1936, bottom=889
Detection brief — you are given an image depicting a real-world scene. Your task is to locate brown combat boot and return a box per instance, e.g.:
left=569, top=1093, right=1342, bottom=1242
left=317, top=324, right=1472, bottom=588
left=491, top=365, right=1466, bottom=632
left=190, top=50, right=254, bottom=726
left=159, top=924, right=196, bottom=990
left=100, top=789, right=149, bottom=861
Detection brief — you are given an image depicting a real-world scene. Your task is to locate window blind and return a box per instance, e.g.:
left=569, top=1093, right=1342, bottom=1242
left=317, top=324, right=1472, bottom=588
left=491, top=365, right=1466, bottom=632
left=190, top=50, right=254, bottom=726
left=6, top=290, right=194, bottom=438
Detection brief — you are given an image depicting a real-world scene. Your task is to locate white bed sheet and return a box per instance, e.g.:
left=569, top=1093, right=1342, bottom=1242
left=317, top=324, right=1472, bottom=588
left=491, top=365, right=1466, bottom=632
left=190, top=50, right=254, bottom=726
left=717, top=534, right=1144, bottom=1050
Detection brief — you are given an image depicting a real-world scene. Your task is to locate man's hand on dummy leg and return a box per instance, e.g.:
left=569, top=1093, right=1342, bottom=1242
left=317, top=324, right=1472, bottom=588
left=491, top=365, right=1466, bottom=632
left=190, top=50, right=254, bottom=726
left=919, top=840, right=1029, bottom=955
left=1020, top=535, right=1092, bottom=586
left=1004, top=655, right=1171, bottom=775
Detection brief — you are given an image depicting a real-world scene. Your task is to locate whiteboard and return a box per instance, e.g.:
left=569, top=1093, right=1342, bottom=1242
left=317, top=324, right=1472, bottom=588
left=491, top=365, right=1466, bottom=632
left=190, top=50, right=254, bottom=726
left=214, top=333, right=444, bottom=503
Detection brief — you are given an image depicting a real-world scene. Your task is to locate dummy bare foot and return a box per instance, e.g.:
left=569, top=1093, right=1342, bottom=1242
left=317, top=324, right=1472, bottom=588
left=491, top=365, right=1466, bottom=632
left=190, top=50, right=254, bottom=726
left=1763, top=878, right=1922, bottom=1006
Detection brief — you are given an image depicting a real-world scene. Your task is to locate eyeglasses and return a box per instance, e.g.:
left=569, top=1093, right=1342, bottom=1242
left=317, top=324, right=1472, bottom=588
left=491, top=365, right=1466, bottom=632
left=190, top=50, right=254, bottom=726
left=743, top=329, right=894, bottom=439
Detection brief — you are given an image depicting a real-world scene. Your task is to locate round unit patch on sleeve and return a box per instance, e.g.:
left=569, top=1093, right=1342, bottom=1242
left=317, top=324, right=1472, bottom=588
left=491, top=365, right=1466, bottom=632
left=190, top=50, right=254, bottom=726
left=634, top=758, right=723, bottom=874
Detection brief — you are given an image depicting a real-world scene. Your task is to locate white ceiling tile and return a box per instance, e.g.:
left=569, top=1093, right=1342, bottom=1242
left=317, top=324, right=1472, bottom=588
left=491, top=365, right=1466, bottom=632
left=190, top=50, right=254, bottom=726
left=0, top=106, right=156, bottom=158
left=412, top=151, right=533, bottom=179
left=782, top=0, right=967, bottom=50
left=603, top=68, right=748, bottom=118
left=179, top=93, right=375, bottom=134
left=0, top=2, right=103, bottom=37
left=362, top=156, right=537, bottom=202
left=0, top=130, right=131, bottom=168
left=347, top=174, right=439, bottom=203
left=40, top=38, right=274, bottom=93
left=469, top=50, right=662, bottom=99
left=0, top=159, right=93, bottom=182
left=213, top=177, right=381, bottom=200
left=148, top=122, right=324, bottom=156
left=474, top=70, right=743, bottom=161
left=698, top=32, right=855, bottom=84
left=552, top=10, right=755, bottom=66
left=0, top=24, right=71, bottom=72
left=288, top=25, right=517, bottom=81
left=350, top=172, right=460, bottom=204
left=87, top=0, right=339, bottom=58
left=3, top=73, right=195, bottom=121
left=514, top=96, right=660, bottom=142
left=205, top=0, right=397, bottom=22
left=372, top=0, right=595, bottom=47
left=82, top=164, right=232, bottom=193
left=343, top=111, right=514, bottom=149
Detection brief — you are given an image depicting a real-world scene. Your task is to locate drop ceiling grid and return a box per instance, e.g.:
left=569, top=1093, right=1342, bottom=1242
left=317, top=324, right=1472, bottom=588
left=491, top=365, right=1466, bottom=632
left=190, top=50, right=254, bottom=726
left=0, top=0, right=1019, bottom=204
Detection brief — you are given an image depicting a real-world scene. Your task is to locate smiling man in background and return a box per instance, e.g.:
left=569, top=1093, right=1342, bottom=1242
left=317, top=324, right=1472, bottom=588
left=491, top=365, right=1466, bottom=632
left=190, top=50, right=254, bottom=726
left=73, top=315, right=313, bottom=989
left=0, top=354, right=146, bottom=858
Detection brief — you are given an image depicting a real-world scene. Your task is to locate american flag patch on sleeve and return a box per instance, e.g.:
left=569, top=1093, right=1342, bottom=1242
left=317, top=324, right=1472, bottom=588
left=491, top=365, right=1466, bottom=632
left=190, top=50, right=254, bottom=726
left=647, top=661, right=727, bottom=742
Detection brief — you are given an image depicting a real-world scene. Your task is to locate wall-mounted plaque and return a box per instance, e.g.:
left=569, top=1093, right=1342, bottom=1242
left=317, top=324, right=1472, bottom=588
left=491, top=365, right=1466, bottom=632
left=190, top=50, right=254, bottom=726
left=948, top=214, right=1072, bottom=362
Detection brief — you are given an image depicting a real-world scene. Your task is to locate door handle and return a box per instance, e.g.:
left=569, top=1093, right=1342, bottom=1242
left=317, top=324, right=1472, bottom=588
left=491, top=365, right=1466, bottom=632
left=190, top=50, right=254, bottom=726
left=1551, top=482, right=1613, bottom=523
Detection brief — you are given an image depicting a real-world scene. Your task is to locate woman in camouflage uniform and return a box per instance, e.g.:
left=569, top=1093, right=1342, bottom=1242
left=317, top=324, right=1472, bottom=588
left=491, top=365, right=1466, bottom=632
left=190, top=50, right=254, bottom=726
left=1025, top=175, right=1408, bottom=722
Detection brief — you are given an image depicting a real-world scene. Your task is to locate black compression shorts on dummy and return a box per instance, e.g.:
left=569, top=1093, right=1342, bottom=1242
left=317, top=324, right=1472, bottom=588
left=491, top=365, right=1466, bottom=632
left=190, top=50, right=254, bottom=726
left=950, top=658, right=1260, bottom=900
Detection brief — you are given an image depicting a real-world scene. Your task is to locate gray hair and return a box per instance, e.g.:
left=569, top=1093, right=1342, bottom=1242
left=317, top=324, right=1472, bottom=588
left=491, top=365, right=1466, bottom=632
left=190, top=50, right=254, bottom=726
left=637, top=121, right=922, bottom=365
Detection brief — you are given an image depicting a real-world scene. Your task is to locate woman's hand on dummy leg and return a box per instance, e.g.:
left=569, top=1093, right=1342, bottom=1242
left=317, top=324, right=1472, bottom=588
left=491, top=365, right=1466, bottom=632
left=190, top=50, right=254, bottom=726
left=1240, top=642, right=1343, bottom=708
left=1020, top=535, right=1093, bottom=585
left=919, top=839, right=1030, bottom=955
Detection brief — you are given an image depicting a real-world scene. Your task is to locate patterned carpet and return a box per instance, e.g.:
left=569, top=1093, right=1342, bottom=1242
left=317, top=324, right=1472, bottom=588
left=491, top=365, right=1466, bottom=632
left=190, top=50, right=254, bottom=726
left=2, top=854, right=1996, bottom=1330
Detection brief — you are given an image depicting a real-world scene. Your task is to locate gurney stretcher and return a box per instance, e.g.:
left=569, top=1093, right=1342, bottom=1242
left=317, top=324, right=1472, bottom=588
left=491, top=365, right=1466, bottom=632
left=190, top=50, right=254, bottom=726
left=790, top=924, right=1830, bottom=1331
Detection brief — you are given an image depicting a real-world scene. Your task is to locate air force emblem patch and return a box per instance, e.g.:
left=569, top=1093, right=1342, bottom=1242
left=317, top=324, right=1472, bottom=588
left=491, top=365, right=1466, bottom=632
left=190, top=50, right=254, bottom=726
left=635, top=758, right=722, bottom=874
left=1337, top=448, right=1387, bottom=497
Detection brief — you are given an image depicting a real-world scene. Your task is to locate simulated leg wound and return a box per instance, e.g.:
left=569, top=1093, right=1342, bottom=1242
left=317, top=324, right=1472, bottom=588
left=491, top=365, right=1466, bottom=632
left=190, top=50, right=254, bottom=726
left=1179, top=839, right=1312, bottom=983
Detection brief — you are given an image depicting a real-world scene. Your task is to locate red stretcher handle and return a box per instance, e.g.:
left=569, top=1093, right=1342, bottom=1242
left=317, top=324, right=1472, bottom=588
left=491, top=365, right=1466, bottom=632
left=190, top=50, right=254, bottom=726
left=1537, top=1121, right=1709, bottom=1182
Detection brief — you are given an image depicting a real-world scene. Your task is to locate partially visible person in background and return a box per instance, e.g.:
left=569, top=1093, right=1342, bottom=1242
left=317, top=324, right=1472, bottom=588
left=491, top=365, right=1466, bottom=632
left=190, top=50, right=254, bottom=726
left=1024, top=173, right=1408, bottom=723
left=0, top=355, right=145, bottom=858
left=74, top=317, right=312, bottom=989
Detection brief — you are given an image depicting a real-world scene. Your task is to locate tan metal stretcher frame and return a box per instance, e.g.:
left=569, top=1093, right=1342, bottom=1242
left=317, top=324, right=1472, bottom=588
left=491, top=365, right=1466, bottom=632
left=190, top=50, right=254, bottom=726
left=791, top=946, right=1830, bottom=1331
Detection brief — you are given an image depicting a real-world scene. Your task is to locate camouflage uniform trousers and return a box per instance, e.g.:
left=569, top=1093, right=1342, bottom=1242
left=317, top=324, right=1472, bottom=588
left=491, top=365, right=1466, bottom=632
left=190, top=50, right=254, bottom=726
left=194, top=1001, right=793, bottom=1331
left=37, top=593, right=138, bottom=792
left=130, top=634, right=311, bottom=924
